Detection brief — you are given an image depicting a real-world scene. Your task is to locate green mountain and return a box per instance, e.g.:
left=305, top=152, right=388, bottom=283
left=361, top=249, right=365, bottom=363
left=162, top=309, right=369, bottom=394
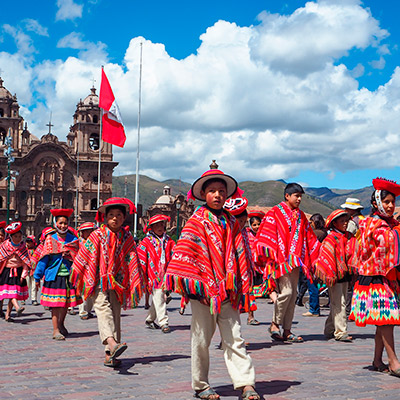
left=113, top=175, right=336, bottom=217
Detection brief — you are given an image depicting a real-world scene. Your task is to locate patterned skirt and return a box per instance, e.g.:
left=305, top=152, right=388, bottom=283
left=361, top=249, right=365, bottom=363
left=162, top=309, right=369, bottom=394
left=0, top=266, right=29, bottom=301
left=41, top=275, right=82, bottom=308
left=349, top=275, right=400, bottom=327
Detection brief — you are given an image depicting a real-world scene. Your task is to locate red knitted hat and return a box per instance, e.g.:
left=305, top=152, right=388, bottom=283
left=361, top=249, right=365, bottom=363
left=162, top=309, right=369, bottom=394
left=78, top=222, right=97, bottom=232
left=5, top=221, right=22, bottom=235
left=96, top=197, right=136, bottom=223
left=223, top=197, right=248, bottom=216
left=325, top=209, right=349, bottom=229
left=248, top=210, right=265, bottom=220
left=144, top=215, right=170, bottom=233
left=50, top=209, right=74, bottom=218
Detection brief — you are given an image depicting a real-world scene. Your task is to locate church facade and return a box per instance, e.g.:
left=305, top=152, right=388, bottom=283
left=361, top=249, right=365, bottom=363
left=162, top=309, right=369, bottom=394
left=0, top=77, right=117, bottom=237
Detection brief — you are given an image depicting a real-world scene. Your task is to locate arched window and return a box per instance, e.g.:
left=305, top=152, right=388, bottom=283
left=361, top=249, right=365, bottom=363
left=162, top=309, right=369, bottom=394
left=89, top=133, right=99, bottom=150
left=43, top=189, right=52, bottom=205
left=20, top=191, right=27, bottom=201
left=0, top=108, right=4, bottom=117
left=93, top=115, right=98, bottom=123
left=90, top=198, right=98, bottom=210
left=0, top=128, right=6, bottom=145
left=0, top=197, right=3, bottom=208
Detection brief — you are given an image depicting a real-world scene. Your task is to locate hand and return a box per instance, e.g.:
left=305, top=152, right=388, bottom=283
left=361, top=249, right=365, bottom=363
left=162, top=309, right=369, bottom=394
left=35, top=281, right=41, bottom=290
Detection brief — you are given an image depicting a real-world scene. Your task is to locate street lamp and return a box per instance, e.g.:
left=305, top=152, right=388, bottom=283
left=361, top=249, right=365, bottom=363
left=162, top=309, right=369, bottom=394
left=3, top=132, right=15, bottom=224
left=176, top=199, right=182, bottom=239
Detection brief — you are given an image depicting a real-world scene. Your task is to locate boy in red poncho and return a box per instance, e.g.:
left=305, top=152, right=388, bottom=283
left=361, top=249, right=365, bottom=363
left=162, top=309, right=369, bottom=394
left=71, top=198, right=144, bottom=368
left=256, top=183, right=320, bottom=343
left=314, top=209, right=358, bottom=342
left=138, top=214, right=175, bottom=333
left=165, top=169, right=260, bottom=400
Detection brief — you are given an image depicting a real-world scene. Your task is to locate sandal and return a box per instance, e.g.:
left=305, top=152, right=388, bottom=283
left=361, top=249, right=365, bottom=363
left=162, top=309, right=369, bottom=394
left=372, top=362, right=389, bottom=373
left=16, top=307, right=25, bottom=317
left=161, top=325, right=171, bottom=333
left=268, top=326, right=283, bottom=341
left=110, top=342, right=128, bottom=359
left=53, top=333, right=65, bottom=341
left=389, top=367, right=400, bottom=377
left=247, top=319, right=260, bottom=326
left=242, top=388, right=261, bottom=400
left=194, top=387, right=220, bottom=399
left=5, top=317, right=14, bottom=323
left=335, top=334, right=353, bottom=342
left=284, top=333, right=304, bottom=343
left=145, top=321, right=160, bottom=330
left=104, top=357, right=122, bottom=368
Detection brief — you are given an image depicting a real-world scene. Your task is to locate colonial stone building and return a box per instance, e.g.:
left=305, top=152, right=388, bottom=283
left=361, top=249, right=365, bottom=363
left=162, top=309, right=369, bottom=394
left=144, top=185, right=194, bottom=237
left=0, top=77, right=117, bottom=237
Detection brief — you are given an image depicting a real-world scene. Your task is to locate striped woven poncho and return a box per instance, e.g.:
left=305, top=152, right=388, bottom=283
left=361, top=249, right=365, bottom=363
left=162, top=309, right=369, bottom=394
left=137, top=233, right=175, bottom=292
left=314, top=231, right=358, bottom=286
left=71, top=225, right=144, bottom=309
left=256, top=201, right=320, bottom=281
left=164, top=205, right=253, bottom=315
left=0, top=239, right=31, bottom=276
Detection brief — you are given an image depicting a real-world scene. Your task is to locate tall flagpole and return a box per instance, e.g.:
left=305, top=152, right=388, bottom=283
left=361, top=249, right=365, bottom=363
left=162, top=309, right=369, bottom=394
left=97, top=100, right=103, bottom=209
left=134, top=43, right=143, bottom=237
left=75, top=122, right=80, bottom=229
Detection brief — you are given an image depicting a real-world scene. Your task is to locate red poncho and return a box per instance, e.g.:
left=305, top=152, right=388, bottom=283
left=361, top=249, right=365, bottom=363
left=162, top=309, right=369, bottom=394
left=137, top=233, right=175, bottom=292
left=164, top=206, right=253, bottom=314
left=256, top=202, right=320, bottom=281
left=71, top=225, right=144, bottom=309
left=0, top=239, right=31, bottom=277
left=314, top=230, right=358, bottom=286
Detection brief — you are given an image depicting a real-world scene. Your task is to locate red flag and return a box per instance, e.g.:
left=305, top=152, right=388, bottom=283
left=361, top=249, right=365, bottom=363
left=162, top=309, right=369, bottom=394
left=99, top=68, right=126, bottom=147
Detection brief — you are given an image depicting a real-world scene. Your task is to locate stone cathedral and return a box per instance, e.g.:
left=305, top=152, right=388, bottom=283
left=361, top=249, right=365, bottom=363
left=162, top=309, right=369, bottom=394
left=0, top=77, right=117, bottom=237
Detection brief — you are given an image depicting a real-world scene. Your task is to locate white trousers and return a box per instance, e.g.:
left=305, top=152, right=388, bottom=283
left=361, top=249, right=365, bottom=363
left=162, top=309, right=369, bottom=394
left=146, top=288, right=168, bottom=327
left=26, top=275, right=37, bottom=302
left=190, top=299, right=255, bottom=391
left=79, top=297, right=94, bottom=317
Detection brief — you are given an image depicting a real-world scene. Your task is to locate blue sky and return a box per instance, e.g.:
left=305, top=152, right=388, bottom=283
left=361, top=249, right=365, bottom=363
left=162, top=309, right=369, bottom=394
left=1, top=0, right=400, bottom=189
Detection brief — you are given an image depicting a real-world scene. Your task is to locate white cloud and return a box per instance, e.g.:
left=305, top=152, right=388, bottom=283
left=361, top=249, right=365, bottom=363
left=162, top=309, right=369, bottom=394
left=56, top=0, right=83, bottom=22
left=2, top=24, right=36, bottom=55
left=0, top=0, right=398, bottom=187
left=23, top=19, right=49, bottom=37
left=57, top=32, right=108, bottom=62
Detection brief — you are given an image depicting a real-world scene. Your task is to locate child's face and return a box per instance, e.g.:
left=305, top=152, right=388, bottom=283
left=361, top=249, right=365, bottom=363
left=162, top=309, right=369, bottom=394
left=236, top=215, right=247, bottom=230
left=332, top=215, right=349, bottom=233
left=56, top=216, right=69, bottom=232
left=251, top=219, right=261, bottom=233
left=26, top=241, right=35, bottom=249
left=106, top=208, right=125, bottom=232
left=285, top=192, right=302, bottom=209
left=151, top=221, right=165, bottom=237
left=201, top=181, right=227, bottom=210
left=11, top=232, right=22, bottom=245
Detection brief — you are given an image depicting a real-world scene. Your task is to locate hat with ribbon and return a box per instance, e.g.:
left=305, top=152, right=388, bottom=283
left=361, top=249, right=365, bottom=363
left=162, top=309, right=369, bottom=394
left=5, top=221, right=22, bottom=235
left=188, top=169, right=239, bottom=201
left=96, top=197, right=136, bottom=223
left=223, top=197, right=248, bottom=216
left=340, top=198, right=364, bottom=210
left=325, top=209, right=349, bottom=229
left=0, top=221, right=6, bottom=229
left=50, top=209, right=74, bottom=218
left=372, top=178, right=400, bottom=197
left=78, top=222, right=97, bottom=232
left=248, top=210, right=265, bottom=220
left=144, top=214, right=170, bottom=233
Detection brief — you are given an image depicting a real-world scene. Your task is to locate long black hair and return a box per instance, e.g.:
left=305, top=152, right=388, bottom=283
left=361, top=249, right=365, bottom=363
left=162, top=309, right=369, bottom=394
left=310, top=213, right=325, bottom=230
left=370, top=189, right=395, bottom=216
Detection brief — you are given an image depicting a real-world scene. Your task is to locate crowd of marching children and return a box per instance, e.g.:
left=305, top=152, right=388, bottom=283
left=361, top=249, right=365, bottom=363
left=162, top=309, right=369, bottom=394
left=2, top=167, right=400, bottom=399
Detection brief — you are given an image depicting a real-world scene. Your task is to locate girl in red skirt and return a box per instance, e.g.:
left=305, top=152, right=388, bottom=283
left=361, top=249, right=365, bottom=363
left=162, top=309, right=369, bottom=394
left=0, top=222, right=31, bottom=322
left=350, top=178, right=400, bottom=376
left=34, top=209, right=81, bottom=340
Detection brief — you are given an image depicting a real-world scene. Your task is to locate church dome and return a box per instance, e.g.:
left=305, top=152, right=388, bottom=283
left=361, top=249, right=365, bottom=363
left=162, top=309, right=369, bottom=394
left=0, top=77, right=16, bottom=101
left=155, top=185, right=174, bottom=205
left=82, top=87, right=99, bottom=106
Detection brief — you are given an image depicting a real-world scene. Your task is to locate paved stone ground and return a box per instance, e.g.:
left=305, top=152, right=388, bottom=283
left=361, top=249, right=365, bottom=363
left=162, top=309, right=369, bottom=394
left=1, top=295, right=400, bottom=400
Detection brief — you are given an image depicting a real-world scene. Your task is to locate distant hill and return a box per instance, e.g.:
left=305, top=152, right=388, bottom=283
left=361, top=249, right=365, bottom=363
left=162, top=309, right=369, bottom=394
left=113, top=175, right=341, bottom=217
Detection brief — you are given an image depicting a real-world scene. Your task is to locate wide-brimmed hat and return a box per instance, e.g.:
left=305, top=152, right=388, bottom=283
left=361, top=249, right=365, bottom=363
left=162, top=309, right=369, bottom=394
left=223, top=197, right=248, bottom=216
left=248, top=210, right=265, bottom=220
left=190, top=169, right=238, bottom=201
left=340, top=198, right=363, bottom=210
left=372, top=177, right=400, bottom=197
left=144, top=214, right=170, bottom=233
left=325, top=209, right=349, bottom=229
left=5, top=221, right=22, bottom=235
left=96, top=197, right=136, bottom=223
left=50, top=208, right=74, bottom=218
left=78, top=222, right=97, bottom=232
